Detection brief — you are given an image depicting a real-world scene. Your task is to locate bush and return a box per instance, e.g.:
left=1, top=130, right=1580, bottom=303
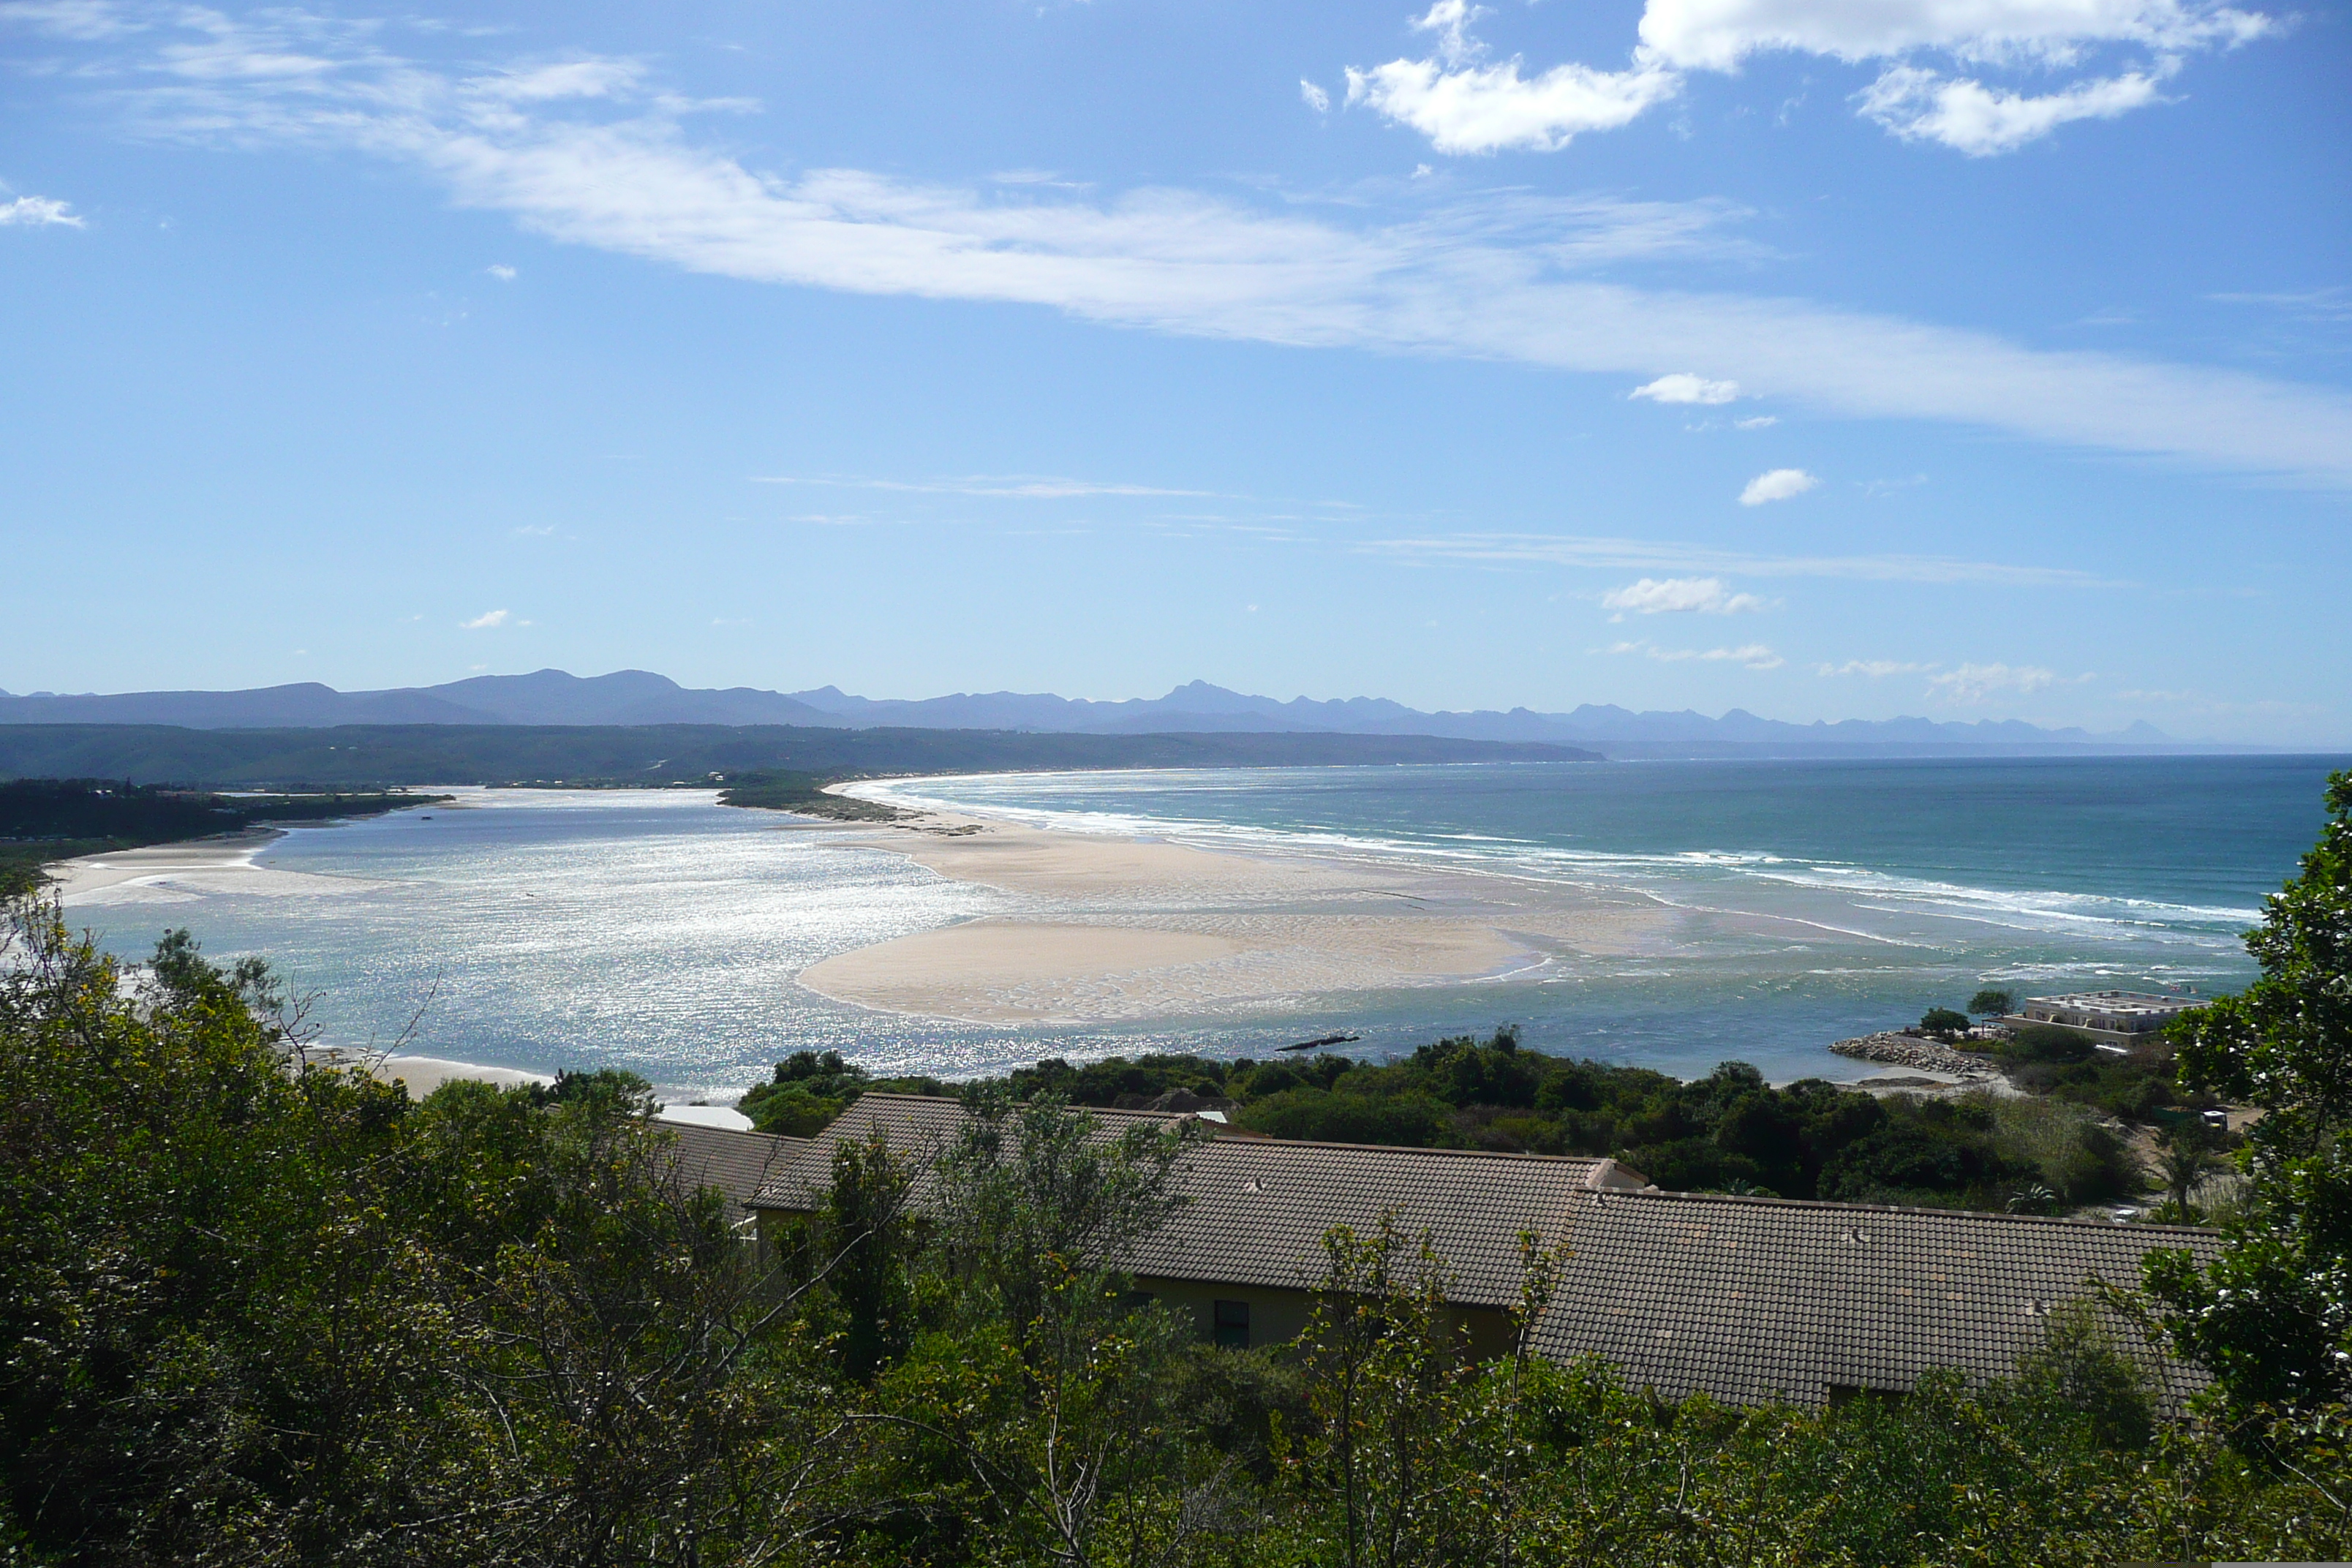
left=1920, top=1006, right=1972, bottom=1037
left=1970, top=987, right=2018, bottom=1016
left=1235, top=1086, right=1450, bottom=1146
left=2001, top=1022, right=2098, bottom=1064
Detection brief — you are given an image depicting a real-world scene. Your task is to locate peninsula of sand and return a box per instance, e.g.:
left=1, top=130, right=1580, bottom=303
left=794, top=783, right=1697, bottom=1028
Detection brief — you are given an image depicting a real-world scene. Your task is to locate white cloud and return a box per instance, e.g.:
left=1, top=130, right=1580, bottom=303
left=1817, top=658, right=1936, bottom=676
left=1856, top=64, right=2169, bottom=154
left=1363, top=532, right=2108, bottom=586
left=461, top=608, right=510, bottom=629
left=0, top=0, right=140, bottom=39
left=753, top=472, right=1215, bottom=500
left=1300, top=78, right=1330, bottom=115
left=1740, top=467, right=1819, bottom=505
left=1607, top=638, right=1784, bottom=669
left=1635, top=0, right=2271, bottom=72
left=1926, top=661, right=2088, bottom=701
left=1338, top=0, right=2272, bottom=156
left=0, top=195, right=84, bottom=227
left=1631, top=372, right=1739, bottom=404
left=1602, top=575, right=1765, bottom=615
left=1733, top=415, right=1777, bottom=429
left=78, top=9, right=2352, bottom=486
left=486, top=262, right=516, bottom=279
left=1346, top=1, right=1679, bottom=154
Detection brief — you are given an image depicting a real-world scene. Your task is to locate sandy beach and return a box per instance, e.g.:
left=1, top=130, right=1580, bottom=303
left=795, top=788, right=1681, bottom=1026
left=50, top=830, right=380, bottom=906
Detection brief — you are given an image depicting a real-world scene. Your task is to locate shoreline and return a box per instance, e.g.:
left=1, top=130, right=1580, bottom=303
left=793, top=780, right=1681, bottom=1028
left=48, top=829, right=391, bottom=906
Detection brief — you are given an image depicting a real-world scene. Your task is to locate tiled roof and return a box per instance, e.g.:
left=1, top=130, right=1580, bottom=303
left=1534, top=1188, right=2224, bottom=1410
left=658, top=1121, right=808, bottom=1227
left=747, top=1093, right=1192, bottom=1213
left=747, top=1093, right=1640, bottom=1308
left=1133, top=1137, right=1639, bottom=1306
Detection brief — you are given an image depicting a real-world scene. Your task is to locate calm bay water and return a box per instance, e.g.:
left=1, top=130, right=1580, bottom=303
left=62, top=754, right=2345, bottom=1099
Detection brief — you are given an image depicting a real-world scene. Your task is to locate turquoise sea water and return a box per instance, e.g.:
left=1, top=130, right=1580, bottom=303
left=61, top=755, right=2346, bottom=1099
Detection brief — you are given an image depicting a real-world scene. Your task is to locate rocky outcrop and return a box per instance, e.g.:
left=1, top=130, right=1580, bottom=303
left=1829, top=1032, right=2002, bottom=1078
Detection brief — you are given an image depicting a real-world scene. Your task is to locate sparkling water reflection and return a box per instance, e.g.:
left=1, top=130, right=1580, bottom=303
left=59, top=755, right=2346, bottom=1099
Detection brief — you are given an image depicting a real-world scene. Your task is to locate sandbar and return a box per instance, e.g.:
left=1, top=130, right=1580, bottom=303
left=794, top=787, right=1680, bottom=1026
left=51, top=831, right=379, bottom=906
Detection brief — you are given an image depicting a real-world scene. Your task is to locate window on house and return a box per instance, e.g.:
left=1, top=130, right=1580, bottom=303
left=1213, top=1299, right=1250, bottom=1349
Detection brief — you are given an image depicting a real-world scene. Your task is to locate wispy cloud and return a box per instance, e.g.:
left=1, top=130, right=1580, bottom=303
left=752, top=473, right=1217, bottom=500
left=486, top=261, right=516, bottom=279
left=50, top=5, right=2352, bottom=486
left=1740, top=467, right=1819, bottom=505
left=1602, top=575, right=1764, bottom=615
left=1817, top=658, right=1936, bottom=677
left=2209, top=286, right=2352, bottom=323
left=1300, top=78, right=1330, bottom=115
left=460, top=608, right=510, bottom=629
left=1605, top=638, right=1784, bottom=669
left=1361, top=532, right=2111, bottom=587
left=1926, top=661, right=2091, bottom=702
left=1630, top=372, right=1738, bottom=404
left=1732, top=415, right=1777, bottom=429
left=0, top=194, right=84, bottom=227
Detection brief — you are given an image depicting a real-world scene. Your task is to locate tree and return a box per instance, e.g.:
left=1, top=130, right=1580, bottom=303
left=1921, top=1006, right=1972, bottom=1038
left=2144, top=771, right=2352, bottom=1422
left=1970, top=988, right=2017, bottom=1017
left=2152, top=1126, right=2224, bottom=1222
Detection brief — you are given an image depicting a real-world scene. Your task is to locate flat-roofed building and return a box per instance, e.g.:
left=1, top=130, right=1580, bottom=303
left=2002, top=990, right=2202, bottom=1047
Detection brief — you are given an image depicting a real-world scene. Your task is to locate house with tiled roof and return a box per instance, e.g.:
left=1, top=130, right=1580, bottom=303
left=745, top=1093, right=2223, bottom=1407
left=657, top=1120, right=807, bottom=1234
left=748, top=1093, right=1645, bottom=1352
left=1532, top=1187, right=2222, bottom=1411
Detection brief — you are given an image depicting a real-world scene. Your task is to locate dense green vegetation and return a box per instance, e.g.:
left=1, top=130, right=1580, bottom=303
left=0, top=723, right=1597, bottom=793
left=10, top=896, right=2352, bottom=1565
left=0, top=777, right=448, bottom=894
left=2144, top=769, right=2352, bottom=1422
left=745, top=1030, right=2144, bottom=1211
left=717, top=771, right=908, bottom=822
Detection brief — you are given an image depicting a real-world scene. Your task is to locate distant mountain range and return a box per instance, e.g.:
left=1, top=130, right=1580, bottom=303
left=0, top=668, right=2223, bottom=756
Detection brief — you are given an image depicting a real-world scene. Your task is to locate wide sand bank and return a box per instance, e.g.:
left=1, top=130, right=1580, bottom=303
left=51, top=831, right=379, bottom=906
left=796, top=792, right=1680, bottom=1026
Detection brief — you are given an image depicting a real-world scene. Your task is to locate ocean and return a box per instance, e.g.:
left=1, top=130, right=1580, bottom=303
left=57, top=753, right=2344, bottom=1102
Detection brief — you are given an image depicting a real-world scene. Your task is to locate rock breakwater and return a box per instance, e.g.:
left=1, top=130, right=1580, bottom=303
left=1829, top=1032, right=2002, bottom=1079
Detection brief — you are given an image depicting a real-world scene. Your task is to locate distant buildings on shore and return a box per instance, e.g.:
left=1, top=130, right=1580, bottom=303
left=2005, top=990, right=2204, bottom=1047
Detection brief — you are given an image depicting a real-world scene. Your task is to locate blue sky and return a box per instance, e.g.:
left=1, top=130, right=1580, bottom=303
left=1, top=0, right=2346, bottom=742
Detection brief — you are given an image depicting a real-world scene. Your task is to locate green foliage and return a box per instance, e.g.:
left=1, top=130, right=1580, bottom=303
left=0, top=779, right=448, bottom=890
left=921, top=1031, right=2137, bottom=1211
left=12, top=919, right=2352, bottom=1567
left=717, top=771, right=905, bottom=821
left=2001, top=1022, right=2100, bottom=1063
left=2145, top=771, right=2352, bottom=1423
left=1920, top=1006, right=1972, bottom=1037
left=0, top=723, right=1597, bottom=794
left=1970, top=987, right=2018, bottom=1016
left=742, top=1048, right=872, bottom=1134
left=0, top=896, right=863, bottom=1564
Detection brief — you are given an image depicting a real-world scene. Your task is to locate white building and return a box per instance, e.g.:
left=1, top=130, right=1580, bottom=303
left=2003, top=990, right=2202, bottom=1046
